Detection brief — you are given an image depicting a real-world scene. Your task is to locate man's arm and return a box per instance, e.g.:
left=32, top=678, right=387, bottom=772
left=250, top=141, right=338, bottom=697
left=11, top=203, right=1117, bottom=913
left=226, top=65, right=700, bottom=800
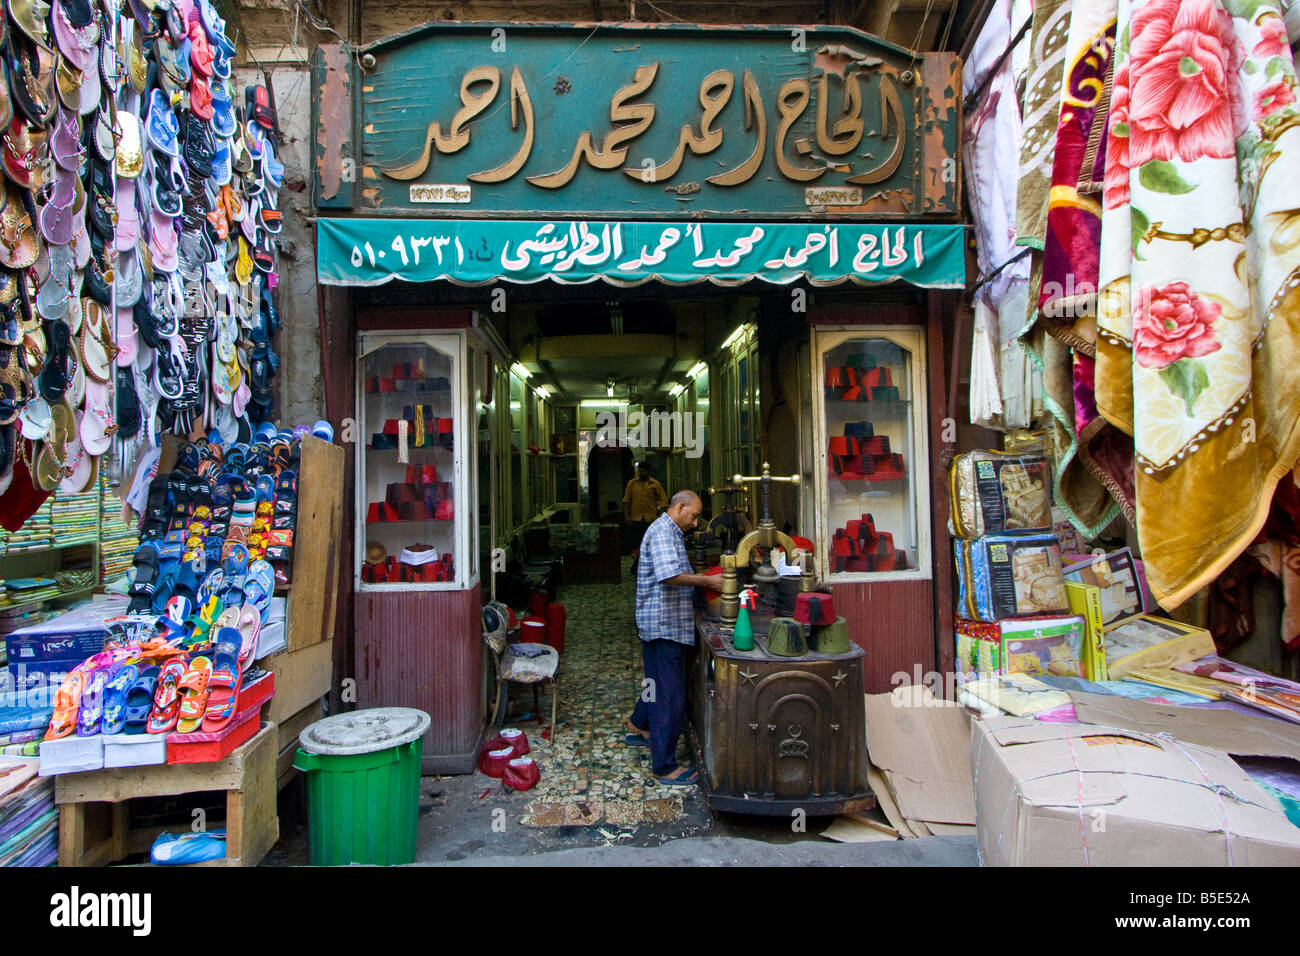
left=661, top=572, right=723, bottom=590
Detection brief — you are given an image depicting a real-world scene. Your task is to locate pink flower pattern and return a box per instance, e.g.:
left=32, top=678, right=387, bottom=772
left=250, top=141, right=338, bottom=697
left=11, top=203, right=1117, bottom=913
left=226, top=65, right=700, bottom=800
left=1253, top=15, right=1289, bottom=60
left=1255, top=78, right=1296, bottom=120
left=1105, top=64, right=1132, bottom=210
left=1127, top=0, right=1245, bottom=167
left=1132, top=281, right=1223, bottom=370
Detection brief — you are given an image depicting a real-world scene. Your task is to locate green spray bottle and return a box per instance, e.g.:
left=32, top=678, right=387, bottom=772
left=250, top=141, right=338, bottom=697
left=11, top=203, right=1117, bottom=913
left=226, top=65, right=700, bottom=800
left=733, top=589, right=758, bottom=651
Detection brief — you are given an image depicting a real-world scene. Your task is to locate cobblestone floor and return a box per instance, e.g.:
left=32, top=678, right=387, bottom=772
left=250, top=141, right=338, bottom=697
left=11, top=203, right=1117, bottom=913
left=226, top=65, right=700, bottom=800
left=496, top=557, right=692, bottom=828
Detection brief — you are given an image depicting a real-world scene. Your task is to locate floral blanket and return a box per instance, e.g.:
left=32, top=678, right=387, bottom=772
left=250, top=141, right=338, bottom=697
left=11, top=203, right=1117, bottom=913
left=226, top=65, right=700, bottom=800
left=1097, top=0, right=1300, bottom=608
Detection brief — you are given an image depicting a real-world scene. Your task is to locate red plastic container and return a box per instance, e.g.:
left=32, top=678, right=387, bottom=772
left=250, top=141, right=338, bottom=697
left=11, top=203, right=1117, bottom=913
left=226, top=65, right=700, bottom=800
left=528, top=592, right=548, bottom=617
left=520, top=616, right=547, bottom=644
left=544, top=603, right=566, bottom=653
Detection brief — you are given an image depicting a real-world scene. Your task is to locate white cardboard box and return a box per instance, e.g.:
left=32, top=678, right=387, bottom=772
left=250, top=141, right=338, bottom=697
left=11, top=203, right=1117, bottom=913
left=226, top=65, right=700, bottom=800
left=102, top=733, right=168, bottom=769
left=256, top=620, right=286, bottom=659
left=38, top=735, right=104, bottom=776
left=972, top=716, right=1300, bottom=865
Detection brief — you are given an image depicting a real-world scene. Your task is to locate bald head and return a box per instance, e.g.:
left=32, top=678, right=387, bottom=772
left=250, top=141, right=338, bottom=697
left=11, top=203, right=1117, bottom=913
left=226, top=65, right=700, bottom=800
left=667, top=490, right=703, bottom=532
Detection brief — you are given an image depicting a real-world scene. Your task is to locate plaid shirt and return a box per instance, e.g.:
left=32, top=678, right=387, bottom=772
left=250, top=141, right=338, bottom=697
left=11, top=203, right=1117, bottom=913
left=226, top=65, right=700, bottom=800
left=636, top=512, right=696, bottom=644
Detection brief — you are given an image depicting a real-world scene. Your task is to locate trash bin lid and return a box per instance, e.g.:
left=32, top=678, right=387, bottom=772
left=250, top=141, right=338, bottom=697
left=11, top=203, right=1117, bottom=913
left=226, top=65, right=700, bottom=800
left=298, top=707, right=431, bottom=756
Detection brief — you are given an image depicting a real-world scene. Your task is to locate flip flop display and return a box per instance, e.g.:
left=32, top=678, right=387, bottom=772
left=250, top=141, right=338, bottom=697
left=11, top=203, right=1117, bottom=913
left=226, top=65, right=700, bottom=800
left=0, top=1, right=284, bottom=496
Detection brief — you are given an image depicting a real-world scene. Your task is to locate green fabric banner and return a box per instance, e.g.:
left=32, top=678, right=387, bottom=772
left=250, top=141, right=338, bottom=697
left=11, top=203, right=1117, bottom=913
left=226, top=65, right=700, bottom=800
left=316, top=218, right=966, bottom=288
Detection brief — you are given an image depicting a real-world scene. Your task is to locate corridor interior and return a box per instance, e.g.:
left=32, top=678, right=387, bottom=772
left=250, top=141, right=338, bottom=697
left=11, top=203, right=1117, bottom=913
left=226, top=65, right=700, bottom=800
left=494, top=556, right=694, bottom=828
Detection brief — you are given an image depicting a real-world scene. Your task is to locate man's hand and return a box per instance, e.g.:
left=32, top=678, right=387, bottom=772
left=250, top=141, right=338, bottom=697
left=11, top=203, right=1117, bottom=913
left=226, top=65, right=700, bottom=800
left=663, top=572, right=724, bottom=590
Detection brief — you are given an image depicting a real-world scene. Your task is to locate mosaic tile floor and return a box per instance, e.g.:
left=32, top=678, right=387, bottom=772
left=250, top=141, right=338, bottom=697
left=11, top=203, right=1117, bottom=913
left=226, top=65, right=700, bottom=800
left=490, top=557, right=691, bottom=828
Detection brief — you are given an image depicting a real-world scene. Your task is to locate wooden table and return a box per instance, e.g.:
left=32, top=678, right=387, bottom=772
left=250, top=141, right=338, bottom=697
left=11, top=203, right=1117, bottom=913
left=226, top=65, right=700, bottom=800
left=687, top=610, right=873, bottom=817
left=55, top=722, right=279, bottom=867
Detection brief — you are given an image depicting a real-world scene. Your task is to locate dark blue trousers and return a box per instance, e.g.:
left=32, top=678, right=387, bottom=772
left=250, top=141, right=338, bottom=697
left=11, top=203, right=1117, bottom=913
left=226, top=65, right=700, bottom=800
left=630, top=638, right=688, bottom=777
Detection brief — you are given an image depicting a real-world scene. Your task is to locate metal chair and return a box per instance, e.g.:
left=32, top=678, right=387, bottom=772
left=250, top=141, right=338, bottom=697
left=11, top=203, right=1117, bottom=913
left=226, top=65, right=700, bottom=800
left=482, top=601, right=559, bottom=739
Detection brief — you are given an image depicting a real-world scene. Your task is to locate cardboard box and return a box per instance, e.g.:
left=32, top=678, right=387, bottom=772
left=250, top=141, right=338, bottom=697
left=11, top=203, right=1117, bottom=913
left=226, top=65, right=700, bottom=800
left=1104, top=614, right=1215, bottom=678
left=972, top=717, right=1300, bottom=865
left=103, top=733, right=168, bottom=769
left=262, top=639, right=332, bottom=724
left=4, top=598, right=130, bottom=664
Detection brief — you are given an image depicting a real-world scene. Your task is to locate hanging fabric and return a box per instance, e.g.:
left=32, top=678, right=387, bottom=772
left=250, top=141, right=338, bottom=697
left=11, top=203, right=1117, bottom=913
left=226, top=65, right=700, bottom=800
left=963, top=0, right=1036, bottom=429
left=1097, top=0, right=1300, bottom=609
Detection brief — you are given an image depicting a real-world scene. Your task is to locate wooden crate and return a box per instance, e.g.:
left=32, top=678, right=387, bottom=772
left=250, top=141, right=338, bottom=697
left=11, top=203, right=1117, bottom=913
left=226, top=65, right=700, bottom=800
left=55, top=723, right=279, bottom=867
left=264, top=639, right=333, bottom=724
left=284, top=435, right=345, bottom=652
left=275, top=698, right=326, bottom=789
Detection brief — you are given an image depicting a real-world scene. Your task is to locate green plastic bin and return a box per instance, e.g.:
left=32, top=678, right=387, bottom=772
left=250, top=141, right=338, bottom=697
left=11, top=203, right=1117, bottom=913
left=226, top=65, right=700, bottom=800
left=293, top=707, right=431, bottom=866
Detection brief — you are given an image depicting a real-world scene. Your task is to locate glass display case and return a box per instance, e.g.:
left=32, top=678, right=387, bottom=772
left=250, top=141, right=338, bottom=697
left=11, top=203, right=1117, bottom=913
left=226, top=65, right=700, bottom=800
left=356, top=331, right=473, bottom=589
left=812, top=327, right=931, bottom=582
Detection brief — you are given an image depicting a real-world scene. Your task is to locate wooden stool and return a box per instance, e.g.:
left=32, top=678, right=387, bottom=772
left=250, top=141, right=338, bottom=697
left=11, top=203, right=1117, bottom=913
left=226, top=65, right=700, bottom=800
left=55, top=722, right=279, bottom=867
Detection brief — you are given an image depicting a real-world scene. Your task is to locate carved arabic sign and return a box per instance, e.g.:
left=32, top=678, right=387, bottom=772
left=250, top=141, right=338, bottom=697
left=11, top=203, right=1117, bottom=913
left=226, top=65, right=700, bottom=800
left=315, top=23, right=961, bottom=218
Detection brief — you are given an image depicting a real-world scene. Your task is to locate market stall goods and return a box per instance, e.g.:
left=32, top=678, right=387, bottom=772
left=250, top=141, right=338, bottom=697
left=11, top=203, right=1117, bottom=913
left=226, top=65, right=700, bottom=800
left=0, top=0, right=287, bottom=521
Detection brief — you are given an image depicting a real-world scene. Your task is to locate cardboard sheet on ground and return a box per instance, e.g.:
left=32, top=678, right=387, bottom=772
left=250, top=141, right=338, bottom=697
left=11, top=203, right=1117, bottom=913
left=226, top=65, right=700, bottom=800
left=867, top=763, right=916, bottom=838
left=1070, top=691, right=1300, bottom=761
left=864, top=687, right=975, bottom=825
left=820, top=811, right=901, bottom=843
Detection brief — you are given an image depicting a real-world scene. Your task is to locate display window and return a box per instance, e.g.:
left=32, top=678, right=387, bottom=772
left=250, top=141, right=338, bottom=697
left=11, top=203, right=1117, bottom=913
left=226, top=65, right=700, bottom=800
left=357, top=332, right=472, bottom=589
left=812, top=327, right=931, bottom=582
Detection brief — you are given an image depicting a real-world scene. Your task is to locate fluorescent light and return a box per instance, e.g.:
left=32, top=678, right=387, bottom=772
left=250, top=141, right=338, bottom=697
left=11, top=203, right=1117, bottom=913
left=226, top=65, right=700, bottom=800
left=687, top=361, right=707, bottom=379
left=697, top=398, right=709, bottom=405
left=668, top=383, right=686, bottom=398
left=535, top=385, right=551, bottom=399
left=607, top=384, right=614, bottom=397
left=721, top=323, right=748, bottom=350
left=510, top=362, right=532, bottom=379
left=510, top=402, right=521, bottom=410
left=580, top=399, right=628, bottom=407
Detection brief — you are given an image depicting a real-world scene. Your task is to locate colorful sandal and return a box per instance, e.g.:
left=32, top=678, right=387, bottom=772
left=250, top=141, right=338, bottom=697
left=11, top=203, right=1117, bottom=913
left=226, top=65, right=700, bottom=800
left=100, top=662, right=139, bottom=735
left=236, top=603, right=261, bottom=670
left=208, top=627, right=241, bottom=688
left=123, top=665, right=159, bottom=735
left=175, top=655, right=213, bottom=733
left=201, top=669, right=242, bottom=732
left=147, top=657, right=186, bottom=733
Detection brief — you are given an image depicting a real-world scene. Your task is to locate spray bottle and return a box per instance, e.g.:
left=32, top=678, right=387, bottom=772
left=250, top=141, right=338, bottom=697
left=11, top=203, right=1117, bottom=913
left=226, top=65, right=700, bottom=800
left=733, top=588, right=758, bottom=651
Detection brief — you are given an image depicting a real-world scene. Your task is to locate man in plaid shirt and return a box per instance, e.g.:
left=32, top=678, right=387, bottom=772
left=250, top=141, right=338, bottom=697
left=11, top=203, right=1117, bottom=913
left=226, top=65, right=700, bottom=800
left=625, top=490, right=722, bottom=786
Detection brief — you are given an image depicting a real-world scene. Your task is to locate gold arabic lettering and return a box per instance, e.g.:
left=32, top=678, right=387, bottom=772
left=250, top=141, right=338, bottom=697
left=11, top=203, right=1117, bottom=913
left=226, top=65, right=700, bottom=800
left=845, top=74, right=904, bottom=185
left=382, top=66, right=501, bottom=181
left=623, top=70, right=732, bottom=183
left=774, top=78, right=825, bottom=182
left=527, top=63, right=660, bottom=189
left=707, top=69, right=765, bottom=188
left=469, top=67, right=535, bottom=183
left=814, top=72, right=864, bottom=156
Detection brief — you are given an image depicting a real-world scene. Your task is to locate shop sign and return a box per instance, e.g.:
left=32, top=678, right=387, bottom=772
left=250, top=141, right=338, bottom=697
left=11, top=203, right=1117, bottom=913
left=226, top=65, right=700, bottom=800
left=315, top=218, right=966, bottom=288
left=312, top=23, right=960, bottom=218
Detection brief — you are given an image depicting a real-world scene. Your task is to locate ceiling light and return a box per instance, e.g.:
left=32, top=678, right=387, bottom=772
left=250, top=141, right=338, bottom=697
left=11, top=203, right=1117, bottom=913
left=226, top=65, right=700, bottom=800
left=721, top=324, right=748, bottom=350
left=511, top=362, right=532, bottom=379
left=580, top=399, right=628, bottom=407
left=535, top=385, right=551, bottom=399
left=687, top=361, right=707, bottom=379
left=669, top=383, right=685, bottom=398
